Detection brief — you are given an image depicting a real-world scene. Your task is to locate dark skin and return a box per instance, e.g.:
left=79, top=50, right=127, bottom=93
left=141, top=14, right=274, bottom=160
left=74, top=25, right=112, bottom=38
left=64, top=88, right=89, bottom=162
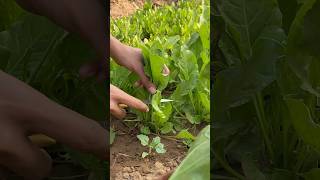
left=0, top=70, right=108, bottom=179
left=0, top=1, right=109, bottom=178
left=0, top=0, right=170, bottom=179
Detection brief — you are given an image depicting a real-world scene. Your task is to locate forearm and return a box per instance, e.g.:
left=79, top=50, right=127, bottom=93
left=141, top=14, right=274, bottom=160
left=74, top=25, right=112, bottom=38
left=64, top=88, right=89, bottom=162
left=110, top=36, right=127, bottom=63
left=15, top=0, right=108, bottom=59
left=110, top=35, right=140, bottom=69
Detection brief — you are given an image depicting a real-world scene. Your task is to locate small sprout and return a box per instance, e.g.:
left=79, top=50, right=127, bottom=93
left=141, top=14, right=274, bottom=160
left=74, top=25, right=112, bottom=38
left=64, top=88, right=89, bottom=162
left=142, top=152, right=149, bottom=158
left=137, top=135, right=166, bottom=158
left=149, top=136, right=161, bottom=148
left=137, top=134, right=149, bottom=146
left=155, top=143, right=166, bottom=153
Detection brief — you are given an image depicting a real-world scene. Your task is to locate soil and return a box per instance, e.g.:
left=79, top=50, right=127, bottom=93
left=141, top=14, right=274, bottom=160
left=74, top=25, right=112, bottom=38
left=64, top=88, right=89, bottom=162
left=110, top=119, right=187, bottom=180
left=111, top=0, right=144, bottom=18
left=111, top=0, right=175, bottom=18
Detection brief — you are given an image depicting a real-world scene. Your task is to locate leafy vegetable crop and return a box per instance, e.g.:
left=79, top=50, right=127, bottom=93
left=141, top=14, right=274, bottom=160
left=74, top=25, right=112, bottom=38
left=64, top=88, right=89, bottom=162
left=213, top=0, right=320, bottom=179
left=111, top=0, right=210, bottom=141
left=170, top=125, right=210, bottom=180
left=137, top=135, right=166, bottom=158
left=0, top=0, right=107, bottom=178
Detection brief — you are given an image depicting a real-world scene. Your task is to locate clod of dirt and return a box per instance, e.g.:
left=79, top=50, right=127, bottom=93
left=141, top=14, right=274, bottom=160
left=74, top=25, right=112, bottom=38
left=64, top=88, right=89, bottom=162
left=141, top=164, right=150, bottom=173
left=155, top=162, right=164, bottom=169
left=123, top=167, right=132, bottom=173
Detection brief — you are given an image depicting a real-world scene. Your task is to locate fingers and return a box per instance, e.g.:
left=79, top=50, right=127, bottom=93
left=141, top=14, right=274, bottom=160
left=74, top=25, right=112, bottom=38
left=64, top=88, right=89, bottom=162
left=157, top=171, right=173, bottom=180
left=135, top=63, right=170, bottom=94
left=29, top=134, right=56, bottom=148
left=110, top=102, right=126, bottom=119
left=136, top=71, right=157, bottom=94
left=110, top=85, right=149, bottom=119
left=134, top=80, right=144, bottom=88
left=118, top=92, right=149, bottom=113
left=162, top=64, right=170, bottom=76
left=0, top=71, right=109, bottom=160
left=130, top=48, right=157, bottom=94
left=0, top=124, right=52, bottom=180
left=79, top=60, right=106, bottom=81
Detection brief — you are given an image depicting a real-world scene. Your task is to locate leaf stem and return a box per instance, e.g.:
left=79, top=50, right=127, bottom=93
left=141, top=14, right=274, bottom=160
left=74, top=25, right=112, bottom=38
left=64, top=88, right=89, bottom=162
left=213, top=151, right=245, bottom=180
left=253, top=93, right=274, bottom=161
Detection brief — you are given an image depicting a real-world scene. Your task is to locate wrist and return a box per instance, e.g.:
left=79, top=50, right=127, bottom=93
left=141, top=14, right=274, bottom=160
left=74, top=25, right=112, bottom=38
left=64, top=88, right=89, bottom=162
left=110, top=38, right=132, bottom=65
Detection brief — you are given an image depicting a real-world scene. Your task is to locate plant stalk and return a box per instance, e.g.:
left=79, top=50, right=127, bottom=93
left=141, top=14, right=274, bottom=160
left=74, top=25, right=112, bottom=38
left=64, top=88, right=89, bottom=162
left=253, top=93, right=274, bottom=161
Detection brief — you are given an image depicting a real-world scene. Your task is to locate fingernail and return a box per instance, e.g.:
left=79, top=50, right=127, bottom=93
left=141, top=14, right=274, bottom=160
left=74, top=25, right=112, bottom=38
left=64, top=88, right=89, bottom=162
left=134, top=81, right=140, bottom=87
left=162, top=64, right=170, bottom=76
left=148, top=87, right=156, bottom=94
left=79, top=66, right=96, bottom=78
left=146, top=107, right=149, bottom=112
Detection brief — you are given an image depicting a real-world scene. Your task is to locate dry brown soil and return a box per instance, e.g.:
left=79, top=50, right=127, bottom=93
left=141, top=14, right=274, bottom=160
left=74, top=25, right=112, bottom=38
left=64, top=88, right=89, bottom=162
left=110, top=120, right=187, bottom=180
left=111, top=0, right=175, bottom=18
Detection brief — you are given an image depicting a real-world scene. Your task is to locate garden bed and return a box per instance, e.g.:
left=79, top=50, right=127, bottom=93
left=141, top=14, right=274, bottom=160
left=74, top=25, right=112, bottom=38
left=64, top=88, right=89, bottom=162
left=110, top=119, right=187, bottom=179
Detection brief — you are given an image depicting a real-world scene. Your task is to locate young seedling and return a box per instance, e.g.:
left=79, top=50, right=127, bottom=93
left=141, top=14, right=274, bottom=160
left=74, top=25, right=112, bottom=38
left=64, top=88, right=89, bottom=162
left=137, top=134, right=166, bottom=158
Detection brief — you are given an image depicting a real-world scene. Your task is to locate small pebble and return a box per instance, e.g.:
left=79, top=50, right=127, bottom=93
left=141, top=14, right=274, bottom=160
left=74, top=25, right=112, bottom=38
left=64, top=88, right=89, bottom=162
left=123, top=172, right=130, bottom=179
left=123, top=166, right=132, bottom=173
left=155, top=161, right=164, bottom=169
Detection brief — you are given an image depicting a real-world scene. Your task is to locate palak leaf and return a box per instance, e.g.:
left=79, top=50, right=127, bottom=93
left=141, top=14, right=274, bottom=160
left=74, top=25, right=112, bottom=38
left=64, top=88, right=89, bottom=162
left=304, top=168, right=320, bottom=180
left=142, top=152, right=149, bottom=158
left=170, top=126, right=210, bottom=180
left=137, top=134, right=150, bottom=146
left=161, top=122, right=173, bottom=134
left=149, top=136, right=161, bottom=148
left=286, top=0, right=320, bottom=97
left=155, top=143, right=166, bottom=154
left=285, top=99, right=320, bottom=152
left=176, top=129, right=195, bottom=140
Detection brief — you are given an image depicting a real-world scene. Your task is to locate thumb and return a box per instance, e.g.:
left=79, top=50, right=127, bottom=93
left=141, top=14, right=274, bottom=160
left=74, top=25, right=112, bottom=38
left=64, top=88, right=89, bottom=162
left=137, top=71, right=156, bottom=94
left=79, top=61, right=106, bottom=80
left=157, top=171, right=173, bottom=180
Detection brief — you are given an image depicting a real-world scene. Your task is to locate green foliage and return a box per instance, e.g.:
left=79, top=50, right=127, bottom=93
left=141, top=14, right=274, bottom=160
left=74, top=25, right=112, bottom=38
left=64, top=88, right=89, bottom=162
left=0, top=9, right=106, bottom=177
left=140, top=126, right=151, bottom=135
left=0, top=0, right=24, bottom=31
left=137, top=134, right=150, bottom=146
left=176, top=129, right=195, bottom=141
left=214, top=0, right=320, bottom=179
left=111, top=0, right=210, bottom=138
left=137, top=134, right=166, bottom=158
left=111, top=4, right=209, bottom=179
left=170, top=125, right=210, bottom=180
left=304, top=168, right=320, bottom=180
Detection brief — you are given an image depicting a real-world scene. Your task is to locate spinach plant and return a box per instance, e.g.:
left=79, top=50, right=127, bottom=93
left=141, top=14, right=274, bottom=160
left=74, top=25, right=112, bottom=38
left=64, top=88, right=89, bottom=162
left=213, top=0, right=320, bottom=179
left=111, top=0, right=210, bottom=137
left=137, top=134, right=166, bottom=158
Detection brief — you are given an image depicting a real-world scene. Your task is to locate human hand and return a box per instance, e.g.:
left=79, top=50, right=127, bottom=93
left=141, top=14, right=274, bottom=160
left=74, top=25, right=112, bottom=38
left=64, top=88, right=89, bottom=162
left=157, top=171, right=173, bottom=180
left=14, top=0, right=108, bottom=81
left=78, top=60, right=106, bottom=81
left=0, top=71, right=108, bottom=180
left=110, top=84, right=149, bottom=119
left=15, top=0, right=107, bottom=59
left=110, top=36, right=157, bottom=94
